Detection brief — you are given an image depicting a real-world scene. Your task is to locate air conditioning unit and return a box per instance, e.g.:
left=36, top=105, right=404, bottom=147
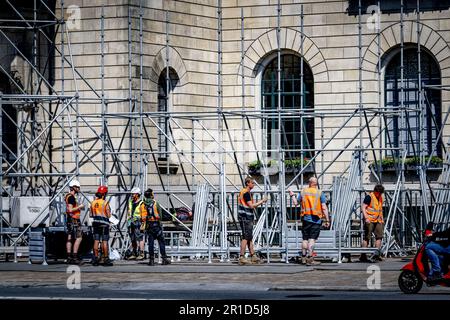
left=10, top=197, right=50, bottom=227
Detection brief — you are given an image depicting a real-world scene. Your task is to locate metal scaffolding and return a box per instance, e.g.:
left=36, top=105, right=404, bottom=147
left=1, top=0, right=449, bottom=262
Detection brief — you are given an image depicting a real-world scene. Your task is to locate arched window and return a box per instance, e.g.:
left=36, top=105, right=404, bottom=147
left=0, top=74, right=17, bottom=164
left=157, top=67, right=179, bottom=160
left=261, top=54, right=314, bottom=160
left=385, top=47, right=442, bottom=158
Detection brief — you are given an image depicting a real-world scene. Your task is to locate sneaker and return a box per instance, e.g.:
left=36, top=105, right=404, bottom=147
left=148, top=259, right=155, bottom=266
left=428, top=272, right=444, bottom=282
left=72, top=256, right=82, bottom=265
left=301, top=256, right=307, bottom=265
left=306, top=257, right=321, bottom=266
left=238, top=256, right=251, bottom=265
left=136, top=253, right=145, bottom=261
left=251, top=255, right=261, bottom=264
left=162, top=257, right=171, bottom=265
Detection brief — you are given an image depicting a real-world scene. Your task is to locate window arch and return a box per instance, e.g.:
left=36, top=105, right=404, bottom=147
left=261, top=53, right=314, bottom=160
left=157, top=67, right=179, bottom=160
left=384, top=46, right=442, bottom=158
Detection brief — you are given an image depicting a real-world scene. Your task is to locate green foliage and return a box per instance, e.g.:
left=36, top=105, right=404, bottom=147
left=248, top=160, right=262, bottom=171
left=285, top=158, right=310, bottom=169
left=371, top=156, right=443, bottom=169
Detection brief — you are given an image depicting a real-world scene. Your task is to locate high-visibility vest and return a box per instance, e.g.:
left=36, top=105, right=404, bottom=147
left=366, top=192, right=383, bottom=223
left=128, top=200, right=146, bottom=222
left=145, top=200, right=160, bottom=222
left=65, top=193, right=80, bottom=220
left=91, top=198, right=110, bottom=225
left=238, top=188, right=254, bottom=219
left=300, top=187, right=323, bottom=219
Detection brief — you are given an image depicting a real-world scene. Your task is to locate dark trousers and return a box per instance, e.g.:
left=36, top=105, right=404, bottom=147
left=147, top=222, right=166, bottom=258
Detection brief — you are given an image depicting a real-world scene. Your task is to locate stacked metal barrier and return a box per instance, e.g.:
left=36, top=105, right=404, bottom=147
left=330, top=150, right=367, bottom=242
left=191, top=183, right=211, bottom=247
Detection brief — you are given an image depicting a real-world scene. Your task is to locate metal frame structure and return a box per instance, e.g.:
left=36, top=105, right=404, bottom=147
left=1, top=0, right=450, bottom=262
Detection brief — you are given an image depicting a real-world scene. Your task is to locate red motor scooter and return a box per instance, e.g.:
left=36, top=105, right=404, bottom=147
left=398, top=238, right=450, bottom=294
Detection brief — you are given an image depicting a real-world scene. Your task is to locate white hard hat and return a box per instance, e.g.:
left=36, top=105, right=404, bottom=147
left=130, top=187, right=141, bottom=194
left=69, top=180, right=81, bottom=188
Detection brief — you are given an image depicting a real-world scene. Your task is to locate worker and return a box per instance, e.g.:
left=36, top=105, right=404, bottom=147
left=238, top=177, right=268, bottom=265
left=143, top=188, right=171, bottom=266
left=65, top=179, right=84, bottom=264
left=290, top=177, right=330, bottom=266
left=90, top=185, right=113, bottom=266
left=127, top=187, right=147, bottom=260
left=360, top=184, right=385, bottom=262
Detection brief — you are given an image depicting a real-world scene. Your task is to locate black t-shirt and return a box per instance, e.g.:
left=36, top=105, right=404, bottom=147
left=243, top=191, right=252, bottom=204
left=66, top=194, right=76, bottom=206
left=363, top=195, right=371, bottom=205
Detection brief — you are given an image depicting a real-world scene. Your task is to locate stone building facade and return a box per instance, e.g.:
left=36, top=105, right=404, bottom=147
left=2, top=0, right=450, bottom=200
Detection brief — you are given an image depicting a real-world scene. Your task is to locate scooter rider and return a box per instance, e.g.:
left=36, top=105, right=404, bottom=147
left=425, top=224, right=450, bottom=281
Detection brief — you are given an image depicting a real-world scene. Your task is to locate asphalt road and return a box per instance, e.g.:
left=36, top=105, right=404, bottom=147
left=0, top=283, right=449, bottom=300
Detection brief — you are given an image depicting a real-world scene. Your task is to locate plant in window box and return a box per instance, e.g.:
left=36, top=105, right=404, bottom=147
left=405, top=156, right=443, bottom=170
left=285, top=158, right=313, bottom=173
left=427, top=156, right=443, bottom=169
left=247, top=160, right=262, bottom=175
left=371, top=157, right=399, bottom=171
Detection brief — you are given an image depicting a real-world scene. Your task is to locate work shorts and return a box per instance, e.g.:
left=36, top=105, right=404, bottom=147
left=364, top=222, right=384, bottom=241
left=239, top=218, right=254, bottom=241
left=67, top=218, right=83, bottom=239
left=128, top=221, right=144, bottom=242
left=301, top=220, right=321, bottom=241
left=93, top=222, right=110, bottom=241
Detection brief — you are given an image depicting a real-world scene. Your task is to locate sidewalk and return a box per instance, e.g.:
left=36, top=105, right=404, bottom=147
left=0, top=257, right=448, bottom=293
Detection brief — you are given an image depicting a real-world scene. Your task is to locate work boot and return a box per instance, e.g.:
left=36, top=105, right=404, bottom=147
left=238, top=256, right=251, bottom=265
left=102, top=258, right=113, bottom=267
left=251, top=255, right=261, bottom=264
left=306, top=256, right=321, bottom=266
left=72, top=255, right=82, bottom=265
left=301, top=256, right=307, bottom=265
left=128, top=252, right=137, bottom=260
left=162, top=257, right=171, bottom=265
left=148, top=258, right=155, bottom=266
left=136, top=252, right=145, bottom=261
left=92, top=257, right=100, bottom=266
left=359, top=253, right=369, bottom=262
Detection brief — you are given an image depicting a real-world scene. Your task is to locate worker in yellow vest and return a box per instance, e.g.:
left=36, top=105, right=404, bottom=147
left=360, top=184, right=385, bottom=262
left=65, top=179, right=85, bottom=265
left=127, top=187, right=147, bottom=260
left=143, top=188, right=171, bottom=266
left=237, top=177, right=268, bottom=265
left=90, top=185, right=113, bottom=266
left=290, top=177, right=330, bottom=266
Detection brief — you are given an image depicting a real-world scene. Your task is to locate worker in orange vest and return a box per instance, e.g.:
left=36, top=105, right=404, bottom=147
left=65, top=179, right=85, bottom=265
left=237, top=177, right=268, bottom=265
left=360, top=184, right=385, bottom=262
left=290, top=177, right=330, bottom=266
left=90, top=185, right=113, bottom=266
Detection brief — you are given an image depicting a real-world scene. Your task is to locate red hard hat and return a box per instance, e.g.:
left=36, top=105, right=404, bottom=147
left=97, top=185, right=108, bottom=194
